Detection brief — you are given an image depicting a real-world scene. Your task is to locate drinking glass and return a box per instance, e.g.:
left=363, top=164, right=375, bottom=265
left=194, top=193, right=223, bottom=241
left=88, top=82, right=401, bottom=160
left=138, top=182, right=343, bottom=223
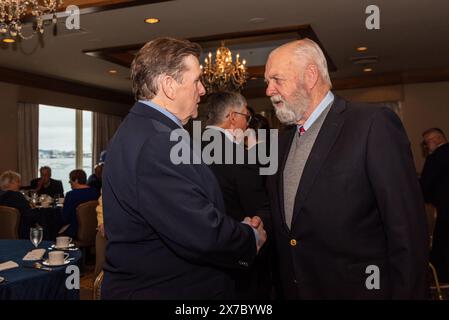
left=54, top=194, right=60, bottom=206
left=30, top=227, right=43, bottom=248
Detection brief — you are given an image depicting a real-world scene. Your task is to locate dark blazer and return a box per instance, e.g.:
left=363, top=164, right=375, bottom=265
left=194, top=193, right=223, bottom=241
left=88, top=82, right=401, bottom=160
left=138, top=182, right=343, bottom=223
left=201, top=128, right=272, bottom=299
left=420, top=143, right=449, bottom=208
left=267, top=96, right=428, bottom=299
left=101, top=102, right=257, bottom=300
left=202, top=129, right=271, bottom=223
left=30, top=178, right=64, bottom=198
left=420, top=143, right=449, bottom=282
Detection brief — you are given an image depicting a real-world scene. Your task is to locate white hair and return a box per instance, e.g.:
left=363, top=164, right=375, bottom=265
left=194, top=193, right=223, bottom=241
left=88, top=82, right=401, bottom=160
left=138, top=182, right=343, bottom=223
left=0, top=170, right=21, bottom=190
left=291, top=38, right=332, bottom=88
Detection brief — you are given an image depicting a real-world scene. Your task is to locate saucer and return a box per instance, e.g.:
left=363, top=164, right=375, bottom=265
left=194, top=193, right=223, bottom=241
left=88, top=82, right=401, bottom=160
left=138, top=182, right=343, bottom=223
left=51, top=243, right=75, bottom=250
left=42, top=259, right=70, bottom=267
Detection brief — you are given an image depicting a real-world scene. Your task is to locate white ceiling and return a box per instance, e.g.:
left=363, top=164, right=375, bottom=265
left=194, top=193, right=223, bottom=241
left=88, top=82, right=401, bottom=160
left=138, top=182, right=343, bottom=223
left=0, top=0, right=448, bottom=93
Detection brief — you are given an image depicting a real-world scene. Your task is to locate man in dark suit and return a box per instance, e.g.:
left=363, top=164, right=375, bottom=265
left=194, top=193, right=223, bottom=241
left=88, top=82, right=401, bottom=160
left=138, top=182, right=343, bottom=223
left=420, top=128, right=449, bottom=282
left=202, top=91, right=272, bottom=299
left=263, top=39, right=428, bottom=299
left=101, top=38, right=266, bottom=299
left=30, top=166, right=64, bottom=198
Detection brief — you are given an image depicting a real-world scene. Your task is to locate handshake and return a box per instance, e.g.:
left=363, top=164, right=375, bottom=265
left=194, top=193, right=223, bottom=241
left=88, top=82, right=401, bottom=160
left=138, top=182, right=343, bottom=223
left=243, top=216, right=267, bottom=253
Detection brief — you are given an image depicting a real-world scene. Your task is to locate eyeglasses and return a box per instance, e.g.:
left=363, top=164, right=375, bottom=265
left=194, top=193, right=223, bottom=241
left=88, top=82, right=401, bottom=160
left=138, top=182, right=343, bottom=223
left=231, top=111, right=252, bottom=124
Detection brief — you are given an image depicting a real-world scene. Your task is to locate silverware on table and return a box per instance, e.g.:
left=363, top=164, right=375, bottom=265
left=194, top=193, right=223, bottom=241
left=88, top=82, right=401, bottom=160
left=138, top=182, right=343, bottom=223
left=23, top=262, right=52, bottom=271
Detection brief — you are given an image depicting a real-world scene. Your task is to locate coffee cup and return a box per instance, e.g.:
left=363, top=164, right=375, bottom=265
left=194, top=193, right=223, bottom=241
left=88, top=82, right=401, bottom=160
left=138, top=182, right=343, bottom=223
left=56, top=236, right=72, bottom=248
left=48, top=251, right=69, bottom=265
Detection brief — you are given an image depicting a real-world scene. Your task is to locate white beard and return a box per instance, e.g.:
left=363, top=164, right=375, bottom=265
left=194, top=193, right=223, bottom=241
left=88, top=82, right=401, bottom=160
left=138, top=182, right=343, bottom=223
left=271, top=85, right=311, bottom=125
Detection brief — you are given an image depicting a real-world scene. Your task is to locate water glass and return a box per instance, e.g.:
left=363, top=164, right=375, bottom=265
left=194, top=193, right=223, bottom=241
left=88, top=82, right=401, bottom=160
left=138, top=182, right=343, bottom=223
left=30, top=227, right=43, bottom=248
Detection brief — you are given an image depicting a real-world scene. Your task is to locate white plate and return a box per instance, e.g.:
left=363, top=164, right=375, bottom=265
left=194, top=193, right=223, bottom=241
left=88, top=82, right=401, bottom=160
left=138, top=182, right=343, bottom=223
left=42, top=259, right=71, bottom=267
left=51, top=243, right=75, bottom=250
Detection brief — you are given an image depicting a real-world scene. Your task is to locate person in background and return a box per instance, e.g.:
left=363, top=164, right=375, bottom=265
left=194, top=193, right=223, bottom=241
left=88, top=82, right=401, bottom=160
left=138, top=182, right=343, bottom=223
left=0, top=170, right=38, bottom=238
left=94, top=192, right=106, bottom=278
left=203, top=92, right=272, bottom=299
left=87, top=151, right=107, bottom=193
left=61, top=169, right=100, bottom=239
left=30, top=166, right=64, bottom=198
left=420, top=128, right=449, bottom=282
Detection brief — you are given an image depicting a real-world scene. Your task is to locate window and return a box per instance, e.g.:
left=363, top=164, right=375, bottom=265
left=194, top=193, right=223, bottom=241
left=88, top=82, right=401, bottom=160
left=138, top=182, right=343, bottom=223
left=38, top=105, right=92, bottom=193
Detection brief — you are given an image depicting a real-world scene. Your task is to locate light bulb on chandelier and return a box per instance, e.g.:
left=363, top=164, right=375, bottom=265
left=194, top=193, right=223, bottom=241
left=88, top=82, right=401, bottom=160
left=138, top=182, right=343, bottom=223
left=201, top=41, right=248, bottom=94
left=0, top=0, right=63, bottom=40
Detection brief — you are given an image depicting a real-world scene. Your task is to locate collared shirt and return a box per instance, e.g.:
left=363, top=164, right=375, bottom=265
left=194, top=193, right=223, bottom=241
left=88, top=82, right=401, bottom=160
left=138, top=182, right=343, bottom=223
left=205, top=125, right=235, bottom=143
left=298, top=91, right=334, bottom=132
left=139, top=100, right=183, bottom=128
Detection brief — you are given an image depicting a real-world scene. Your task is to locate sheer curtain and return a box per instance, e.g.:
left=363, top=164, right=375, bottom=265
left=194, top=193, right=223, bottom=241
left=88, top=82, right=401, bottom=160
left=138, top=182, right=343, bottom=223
left=92, top=112, right=122, bottom=166
left=17, top=102, right=39, bottom=185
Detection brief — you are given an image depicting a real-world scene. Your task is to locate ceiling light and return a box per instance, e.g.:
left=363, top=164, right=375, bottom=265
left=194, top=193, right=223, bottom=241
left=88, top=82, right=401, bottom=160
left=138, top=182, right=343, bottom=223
left=108, top=70, right=118, bottom=75
left=201, top=41, right=248, bottom=93
left=357, top=46, right=368, bottom=52
left=363, top=67, right=373, bottom=72
left=0, top=0, right=62, bottom=40
left=144, top=18, right=160, bottom=24
left=2, top=38, right=15, bottom=43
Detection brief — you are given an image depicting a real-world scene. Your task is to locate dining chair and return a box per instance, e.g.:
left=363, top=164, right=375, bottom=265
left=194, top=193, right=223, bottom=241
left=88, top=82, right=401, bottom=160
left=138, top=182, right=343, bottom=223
left=75, top=200, right=98, bottom=267
left=93, top=270, right=104, bottom=300
left=426, top=204, right=449, bottom=299
left=0, top=206, right=21, bottom=239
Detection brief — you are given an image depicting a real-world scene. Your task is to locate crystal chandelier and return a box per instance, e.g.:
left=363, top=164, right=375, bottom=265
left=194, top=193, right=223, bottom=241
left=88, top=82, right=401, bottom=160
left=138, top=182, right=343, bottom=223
left=0, top=0, right=63, bottom=40
left=201, top=41, right=248, bottom=93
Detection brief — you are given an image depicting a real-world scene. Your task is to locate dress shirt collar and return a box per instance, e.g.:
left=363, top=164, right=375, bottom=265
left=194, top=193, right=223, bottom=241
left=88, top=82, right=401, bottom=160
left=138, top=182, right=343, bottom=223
left=298, top=91, right=334, bottom=132
left=138, top=100, right=183, bottom=128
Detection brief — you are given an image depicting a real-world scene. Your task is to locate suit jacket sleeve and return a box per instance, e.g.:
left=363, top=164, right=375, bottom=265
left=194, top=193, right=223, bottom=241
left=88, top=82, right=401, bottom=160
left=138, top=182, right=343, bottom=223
left=366, top=107, right=428, bottom=299
left=233, top=163, right=272, bottom=235
left=136, top=133, right=257, bottom=269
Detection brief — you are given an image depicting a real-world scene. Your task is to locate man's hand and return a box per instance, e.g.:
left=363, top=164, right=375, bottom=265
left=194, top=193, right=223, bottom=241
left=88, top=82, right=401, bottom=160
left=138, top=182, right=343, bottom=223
left=243, top=216, right=267, bottom=253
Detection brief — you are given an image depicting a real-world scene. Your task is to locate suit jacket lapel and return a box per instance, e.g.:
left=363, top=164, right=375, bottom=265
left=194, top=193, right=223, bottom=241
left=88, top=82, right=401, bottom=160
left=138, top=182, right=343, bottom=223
left=291, top=97, right=347, bottom=227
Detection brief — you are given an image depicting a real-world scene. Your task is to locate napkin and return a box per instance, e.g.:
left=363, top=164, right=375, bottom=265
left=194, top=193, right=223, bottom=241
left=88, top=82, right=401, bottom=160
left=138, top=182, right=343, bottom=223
left=0, top=260, right=19, bottom=271
left=23, top=249, right=46, bottom=261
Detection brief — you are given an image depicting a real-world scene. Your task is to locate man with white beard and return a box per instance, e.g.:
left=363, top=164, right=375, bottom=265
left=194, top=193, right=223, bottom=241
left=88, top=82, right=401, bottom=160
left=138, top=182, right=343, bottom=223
left=263, top=38, right=428, bottom=299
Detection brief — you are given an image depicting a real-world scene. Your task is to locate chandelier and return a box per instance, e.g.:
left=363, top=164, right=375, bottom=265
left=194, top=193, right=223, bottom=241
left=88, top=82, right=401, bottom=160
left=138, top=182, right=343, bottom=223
left=0, top=0, right=63, bottom=40
left=201, top=41, right=248, bottom=93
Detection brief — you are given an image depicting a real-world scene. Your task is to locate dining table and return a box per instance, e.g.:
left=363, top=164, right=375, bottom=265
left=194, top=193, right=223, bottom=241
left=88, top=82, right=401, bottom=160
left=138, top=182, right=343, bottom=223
left=0, top=239, right=81, bottom=300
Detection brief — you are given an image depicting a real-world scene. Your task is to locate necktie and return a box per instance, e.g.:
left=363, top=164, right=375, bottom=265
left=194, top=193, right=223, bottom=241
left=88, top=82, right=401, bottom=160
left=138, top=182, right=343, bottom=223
left=298, top=126, right=305, bottom=136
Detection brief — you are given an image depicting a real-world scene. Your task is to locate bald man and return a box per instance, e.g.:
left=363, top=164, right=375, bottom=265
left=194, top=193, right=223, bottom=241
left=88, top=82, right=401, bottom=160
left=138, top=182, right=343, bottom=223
left=264, top=39, right=428, bottom=299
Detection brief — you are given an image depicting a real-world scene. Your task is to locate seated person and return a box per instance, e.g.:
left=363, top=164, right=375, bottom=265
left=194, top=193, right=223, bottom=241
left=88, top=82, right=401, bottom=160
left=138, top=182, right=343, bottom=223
left=0, top=170, right=38, bottom=238
left=87, top=163, right=103, bottom=193
left=30, top=166, right=64, bottom=198
left=87, top=150, right=106, bottom=193
left=61, top=169, right=100, bottom=238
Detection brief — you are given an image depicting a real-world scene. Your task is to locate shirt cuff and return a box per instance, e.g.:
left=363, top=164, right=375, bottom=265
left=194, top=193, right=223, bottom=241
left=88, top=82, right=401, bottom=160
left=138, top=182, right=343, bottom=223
left=241, top=221, right=259, bottom=247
